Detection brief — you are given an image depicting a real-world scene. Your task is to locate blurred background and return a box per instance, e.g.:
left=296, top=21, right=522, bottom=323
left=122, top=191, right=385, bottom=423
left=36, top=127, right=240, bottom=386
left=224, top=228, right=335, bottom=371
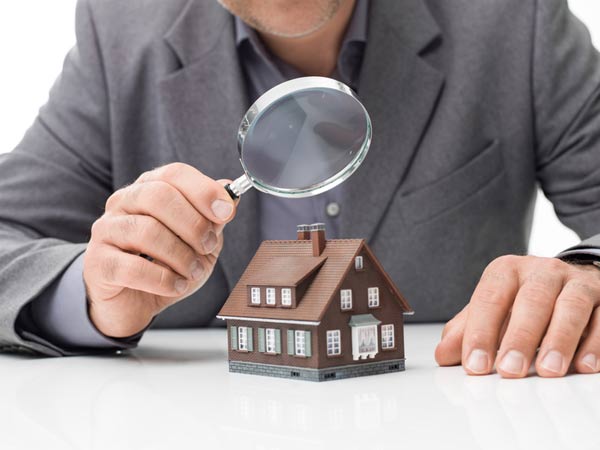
left=0, top=1, right=598, bottom=255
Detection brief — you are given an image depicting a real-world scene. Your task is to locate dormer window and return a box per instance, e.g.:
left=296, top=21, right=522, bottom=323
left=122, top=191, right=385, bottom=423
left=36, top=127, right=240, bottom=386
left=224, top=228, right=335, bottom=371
left=266, top=288, right=276, bottom=305
left=281, top=288, right=292, bottom=306
left=355, top=256, right=363, bottom=271
left=251, top=287, right=261, bottom=304
left=341, top=289, right=353, bottom=310
left=368, top=287, right=380, bottom=308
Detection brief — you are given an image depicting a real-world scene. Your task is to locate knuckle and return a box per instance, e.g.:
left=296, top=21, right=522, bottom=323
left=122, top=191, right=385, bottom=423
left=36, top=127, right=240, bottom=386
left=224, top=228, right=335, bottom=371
left=90, top=217, right=106, bottom=240
left=139, top=217, right=164, bottom=244
left=559, top=289, right=594, bottom=316
left=159, top=162, right=188, bottom=182
left=105, top=188, right=125, bottom=211
left=490, top=254, right=520, bottom=271
left=467, top=330, right=497, bottom=347
left=472, top=286, right=502, bottom=310
left=504, top=327, right=539, bottom=348
left=546, top=327, right=575, bottom=347
left=544, top=257, right=568, bottom=273
left=118, top=214, right=139, bottom=238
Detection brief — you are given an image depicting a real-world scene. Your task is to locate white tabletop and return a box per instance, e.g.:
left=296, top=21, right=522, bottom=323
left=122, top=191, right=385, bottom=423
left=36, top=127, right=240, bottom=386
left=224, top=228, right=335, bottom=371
left=0, top=324, right=598, bottom=450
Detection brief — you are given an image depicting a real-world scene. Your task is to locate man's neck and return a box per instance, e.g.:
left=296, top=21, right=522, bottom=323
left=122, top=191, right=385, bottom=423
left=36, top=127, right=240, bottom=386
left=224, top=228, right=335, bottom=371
left=258, top=0, right=357, bottom=77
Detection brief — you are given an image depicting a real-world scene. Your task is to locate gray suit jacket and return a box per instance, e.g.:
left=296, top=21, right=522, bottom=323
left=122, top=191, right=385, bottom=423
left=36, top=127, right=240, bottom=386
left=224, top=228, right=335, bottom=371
left=1, top=0, right=600, bottom=355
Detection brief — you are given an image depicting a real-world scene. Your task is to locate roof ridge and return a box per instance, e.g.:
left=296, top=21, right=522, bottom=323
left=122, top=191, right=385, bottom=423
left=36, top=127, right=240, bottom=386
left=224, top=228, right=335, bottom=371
left=262, top=238, right=365, bottom=244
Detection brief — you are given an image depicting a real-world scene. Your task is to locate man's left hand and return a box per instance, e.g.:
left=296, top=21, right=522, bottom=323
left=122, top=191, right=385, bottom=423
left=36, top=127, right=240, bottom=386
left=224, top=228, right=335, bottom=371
left=435, top=255, right=600, bottom=378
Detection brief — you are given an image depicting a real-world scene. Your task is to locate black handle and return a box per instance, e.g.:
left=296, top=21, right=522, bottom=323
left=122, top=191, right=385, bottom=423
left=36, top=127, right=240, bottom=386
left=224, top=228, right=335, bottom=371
left=224, top=183, right=239, bottom=200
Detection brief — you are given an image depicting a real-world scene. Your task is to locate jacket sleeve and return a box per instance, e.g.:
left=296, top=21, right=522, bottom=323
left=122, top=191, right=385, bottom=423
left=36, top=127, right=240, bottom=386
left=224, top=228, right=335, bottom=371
left=0, top=0, right=116, bottom=355
left=533, top=0, right=600, bottom=244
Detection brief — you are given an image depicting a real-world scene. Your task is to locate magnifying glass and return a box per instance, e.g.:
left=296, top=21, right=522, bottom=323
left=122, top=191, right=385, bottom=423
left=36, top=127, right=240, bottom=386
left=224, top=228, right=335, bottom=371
left=225, top=76, right=372, bottom=199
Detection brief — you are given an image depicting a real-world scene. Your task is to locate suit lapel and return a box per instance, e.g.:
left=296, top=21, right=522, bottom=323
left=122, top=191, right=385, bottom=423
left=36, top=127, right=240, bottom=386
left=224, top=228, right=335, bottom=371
left=159, top=0, right=259, bottom=289
left=341, top=0, right=445, bottom=242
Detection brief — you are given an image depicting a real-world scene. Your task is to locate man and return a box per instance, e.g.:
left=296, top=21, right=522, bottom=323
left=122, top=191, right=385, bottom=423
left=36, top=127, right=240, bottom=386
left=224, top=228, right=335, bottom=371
left=1, top=0, right=600, bottom=379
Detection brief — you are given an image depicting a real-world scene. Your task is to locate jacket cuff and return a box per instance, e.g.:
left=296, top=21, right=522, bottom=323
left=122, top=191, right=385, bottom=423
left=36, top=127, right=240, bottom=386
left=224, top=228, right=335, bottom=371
left=18, top=253, right=145, bottom=352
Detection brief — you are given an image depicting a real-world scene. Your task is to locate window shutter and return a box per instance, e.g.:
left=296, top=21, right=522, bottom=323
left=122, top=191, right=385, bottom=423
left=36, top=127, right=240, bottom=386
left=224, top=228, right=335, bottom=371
left=275, top=329, right=282, bottom=354
left=287, top=329, right=295, bottom=355
left=258, top=328, right=265, bottom=353
left=247, top=327, right=254, bottom=351
left=304, top=331, right=312, bottom=357
left=230, top=326, right=238, bottom=350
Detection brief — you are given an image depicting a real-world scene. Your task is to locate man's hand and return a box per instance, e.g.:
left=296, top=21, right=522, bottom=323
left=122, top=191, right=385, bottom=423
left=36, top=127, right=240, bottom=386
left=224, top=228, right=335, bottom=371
left=435, top=255, right=600, bottom=378
left=83, top=163, right=237, bottom=338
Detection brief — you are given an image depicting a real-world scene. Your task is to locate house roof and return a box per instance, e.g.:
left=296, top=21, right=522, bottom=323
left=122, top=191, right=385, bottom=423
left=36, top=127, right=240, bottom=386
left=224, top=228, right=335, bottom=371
left=245, top=256, right=327, bottom=287
left=218, top=238, right=413, bottom=323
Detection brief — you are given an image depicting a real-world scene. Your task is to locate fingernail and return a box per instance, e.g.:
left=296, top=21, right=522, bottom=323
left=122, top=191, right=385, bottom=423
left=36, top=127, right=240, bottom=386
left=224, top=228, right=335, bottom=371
left=582, top=353, right=598, bottom=371
left=175, top=278, right=188, bottom=294
left=202, top=231, right=218, bottom=253
left=466, top=349, right=489, bottom=374
left=190, top=260, right=204, bottom=280
left=498, top=350, right=526, bottom=375
left=540, top=350, right=564, bottom=374
left=211, top=199, right=234, bottom=221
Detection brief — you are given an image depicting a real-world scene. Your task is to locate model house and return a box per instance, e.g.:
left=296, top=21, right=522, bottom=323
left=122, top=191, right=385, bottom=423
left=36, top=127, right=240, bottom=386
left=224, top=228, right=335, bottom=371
left=217, top=223, right=413, bottom=381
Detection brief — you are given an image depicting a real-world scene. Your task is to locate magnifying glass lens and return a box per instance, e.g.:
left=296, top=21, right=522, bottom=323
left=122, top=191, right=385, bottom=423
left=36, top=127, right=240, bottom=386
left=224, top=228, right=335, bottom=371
left=241, top=87, right=369, bottom=192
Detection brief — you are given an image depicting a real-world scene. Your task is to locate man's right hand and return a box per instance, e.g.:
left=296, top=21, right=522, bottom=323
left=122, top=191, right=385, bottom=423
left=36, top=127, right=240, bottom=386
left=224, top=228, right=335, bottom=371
left=83, top=163, right=237, bottom=338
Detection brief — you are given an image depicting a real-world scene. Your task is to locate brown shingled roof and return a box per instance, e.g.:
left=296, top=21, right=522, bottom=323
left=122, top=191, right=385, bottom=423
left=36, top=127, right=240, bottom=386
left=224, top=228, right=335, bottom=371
left=245, top=255, right=327, bottom=287
left=218, top=238, right=413, bottom=322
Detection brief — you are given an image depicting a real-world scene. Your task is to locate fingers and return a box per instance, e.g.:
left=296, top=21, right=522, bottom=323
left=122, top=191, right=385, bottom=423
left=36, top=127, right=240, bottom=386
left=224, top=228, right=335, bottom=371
left=136, top=163, right=236, bottom=224
left=461, top=255, right=520, bottom=375
left=495, top=265, right=564, bottom=378
left=535, top=278, right=597, bottom=377
left=93, top=214, right=205, bottom=281
left=435, top=305, right=468, bottom=366
left=99, top=246, right=189, bottom=298
left=108, top=181, right=220, bottom=256
left=573, top=307, right=600, bottom=373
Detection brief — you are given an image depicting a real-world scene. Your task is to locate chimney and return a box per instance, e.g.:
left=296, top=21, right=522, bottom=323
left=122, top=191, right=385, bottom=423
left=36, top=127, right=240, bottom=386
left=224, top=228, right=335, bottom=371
left=309, top=223, right=326, bottom=256
left=296, top=224, right=311, bottom=240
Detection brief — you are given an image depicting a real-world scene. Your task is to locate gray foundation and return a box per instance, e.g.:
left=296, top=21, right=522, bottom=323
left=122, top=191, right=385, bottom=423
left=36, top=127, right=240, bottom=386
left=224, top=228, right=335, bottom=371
left=229, top=359, right=405, bottom=382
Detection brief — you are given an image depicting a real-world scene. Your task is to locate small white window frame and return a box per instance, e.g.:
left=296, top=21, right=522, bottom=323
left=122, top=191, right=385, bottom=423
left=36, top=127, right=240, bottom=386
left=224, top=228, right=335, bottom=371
left=295, top=330, right=306, bottom=356
left=368, top=287, right=380, bottom=308
left=250, top=287, right=261, bottom=304
left=355, top=256, right=364, bottom=270
left=266, top=287, right=276, bottom=305
left=327, top=330, right=341, bottom=356
left=238, top=326, right=248, bottom=351
left=266, top=328, right=276, bottom=353
left=340, top=289, right=353, bottom=310
left=381, top=324, right=395, bottom=349
left=281, top=288, right=292, bottom=306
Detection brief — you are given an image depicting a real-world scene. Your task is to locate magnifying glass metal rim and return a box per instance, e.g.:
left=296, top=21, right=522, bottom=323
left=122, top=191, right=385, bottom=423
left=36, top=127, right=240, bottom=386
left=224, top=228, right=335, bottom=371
left=227, top=76, right=372, bottom=199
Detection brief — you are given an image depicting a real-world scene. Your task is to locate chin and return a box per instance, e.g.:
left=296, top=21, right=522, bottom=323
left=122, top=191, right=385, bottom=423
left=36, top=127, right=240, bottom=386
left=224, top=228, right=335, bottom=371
left=219, top=0, right=342, bottom=38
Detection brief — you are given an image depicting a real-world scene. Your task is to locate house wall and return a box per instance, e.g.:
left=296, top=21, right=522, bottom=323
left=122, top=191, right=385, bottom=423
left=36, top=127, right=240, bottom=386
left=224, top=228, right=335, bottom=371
left=227, top=319, right=321, bottom=369
left=316, top=249, right=406, bottom=369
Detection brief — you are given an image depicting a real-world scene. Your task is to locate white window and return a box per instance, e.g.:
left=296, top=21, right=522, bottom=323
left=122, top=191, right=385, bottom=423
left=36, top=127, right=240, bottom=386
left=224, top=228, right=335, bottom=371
left=238, top=326, right=248, bottom=350
left=355, top=256, right=364, bottom=270
left=327, top=330, right=341, bottom=356
left=340, top=289, right=353, bottom=310
left=266, top=328, right=276, bottom=353
left=251, top=287, right=261, bottom=304
left=266, top=288, right=276, bottom=305
left=368, top=287, right=380, bottom=308
left=281, top=288, right=292, bottom=306
left=295, top=330, right=306, bottom=356
left=381, top=324, right=394, bottom=349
